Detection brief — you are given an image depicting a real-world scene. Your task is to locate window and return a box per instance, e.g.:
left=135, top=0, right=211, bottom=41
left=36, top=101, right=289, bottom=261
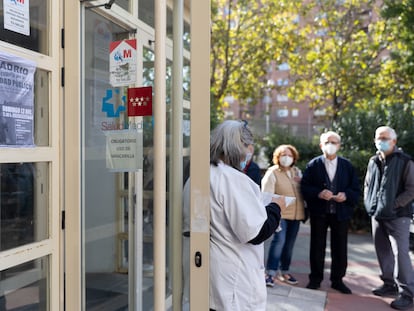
left=314, top=108, right=327, bottom=116
left=278, top=62, right=290, bottom=71
left=277, top=78, right=289, bottom=86
left=277, top=108, right=288, bottom=118
left=0, top=1, right=49, bottom=54
left=277, top=94, right=289, bottom=102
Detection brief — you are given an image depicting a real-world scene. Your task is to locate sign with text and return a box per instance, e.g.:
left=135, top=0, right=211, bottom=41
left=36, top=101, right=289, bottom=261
left=0, top=50, right=36, bottom=146
left=4, top=0, right=30, bottom=36
left=127, top=86, right=153, bottom=116
left=109, top=39, right=137, bottom=87
left=105, top=130, right=142, bottom=172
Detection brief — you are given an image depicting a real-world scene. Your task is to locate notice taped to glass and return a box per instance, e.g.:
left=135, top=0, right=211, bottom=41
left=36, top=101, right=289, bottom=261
left=0, top=51, right=36, bottom=146
left=105, top=130, right=143, bottom=172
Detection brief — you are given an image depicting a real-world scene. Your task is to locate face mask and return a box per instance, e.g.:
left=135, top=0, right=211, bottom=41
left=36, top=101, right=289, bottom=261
left=240, top=152, right=252, bottom=171
left=240, top=159, right=247, bottom=171
left=279, top=155, right=294, bottom=167
left=375, top=140, right=391, bottom=152
left=245, top=153, right=252, bottom=164
left=323, top=143, right=337, bottom=156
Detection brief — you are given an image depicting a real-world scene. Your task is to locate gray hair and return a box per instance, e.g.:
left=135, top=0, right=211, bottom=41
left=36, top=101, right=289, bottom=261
left=210, top=120, right=254, bottom=169
left=320, top=131, right=341, bottom=144
left=375, top=126, right=397, bottom=140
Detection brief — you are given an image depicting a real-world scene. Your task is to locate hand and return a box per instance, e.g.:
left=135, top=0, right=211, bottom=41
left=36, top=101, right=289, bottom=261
left=293, top=176, right=302, bottom=183
left=272, top=196, right=286, bottom=210
left=318, top=189, right=334, bottom=201
left=332, top=192, right=346, bottom=202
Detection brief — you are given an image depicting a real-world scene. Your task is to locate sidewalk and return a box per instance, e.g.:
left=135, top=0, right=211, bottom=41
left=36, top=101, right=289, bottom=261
left=266, top=223, right=414, bottom=310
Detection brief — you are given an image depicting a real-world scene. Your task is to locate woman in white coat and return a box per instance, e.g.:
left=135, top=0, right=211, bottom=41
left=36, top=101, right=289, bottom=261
left=209, top=120, right=285, bottom=311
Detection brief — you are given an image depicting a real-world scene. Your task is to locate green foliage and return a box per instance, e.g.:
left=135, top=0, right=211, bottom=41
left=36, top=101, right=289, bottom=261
left=335, top=103, right=414, bottom=157
left=257, top=127, right=320, bottom=171
left=333, top=103, right=414, bottom=231
left=289, top=0, right=390, bottom=122
left=210, top=0, right=302, bottom=106
left=210, top=92, right=224, bottom=130
left=382, top=0, right=414, bottom=79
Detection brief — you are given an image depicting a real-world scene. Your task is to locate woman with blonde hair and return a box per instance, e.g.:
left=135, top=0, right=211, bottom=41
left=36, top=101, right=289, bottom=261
left=262, top=144, right=305, bottom=287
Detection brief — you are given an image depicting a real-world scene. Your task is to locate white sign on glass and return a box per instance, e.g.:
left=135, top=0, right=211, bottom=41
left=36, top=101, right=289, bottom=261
left=3, top=0, right=30, bottom=36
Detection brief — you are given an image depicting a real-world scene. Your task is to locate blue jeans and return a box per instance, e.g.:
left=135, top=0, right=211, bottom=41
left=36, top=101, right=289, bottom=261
left=266, top=219, right=300, bottom=276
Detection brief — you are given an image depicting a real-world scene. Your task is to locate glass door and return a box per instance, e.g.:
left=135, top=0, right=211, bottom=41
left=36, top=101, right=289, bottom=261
left=81, top=8, right=137, bottom=310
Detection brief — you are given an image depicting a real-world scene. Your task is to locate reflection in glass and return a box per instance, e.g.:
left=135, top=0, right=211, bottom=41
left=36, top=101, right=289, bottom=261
left=0, top=162, right=49, bottom=251
left=0, top=256, right=49, bottom=310
left=83, top=9, right=131, bottom=311
left=183, top=59, right=190, bottom=101
left=116, top=0, right=130, bottom=11
left=34, top=69, right=50, bottom=146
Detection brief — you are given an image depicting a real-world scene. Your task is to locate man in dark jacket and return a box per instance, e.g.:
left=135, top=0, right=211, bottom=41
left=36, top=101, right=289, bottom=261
left=243, top=144, right=262, bottom=186
left=301, top=131, right=360, bottom=294
left=364, top=126, right=414, bottom=311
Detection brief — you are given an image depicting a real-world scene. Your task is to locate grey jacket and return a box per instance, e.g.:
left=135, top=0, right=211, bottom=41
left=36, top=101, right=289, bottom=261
left=364, top=148, right=414, bottom=219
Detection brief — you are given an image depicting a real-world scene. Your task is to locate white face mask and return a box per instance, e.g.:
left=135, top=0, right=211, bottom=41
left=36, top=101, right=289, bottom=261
left=323, top=143, right=337, bottom=156
left=279, top=155, right=294, bottom=167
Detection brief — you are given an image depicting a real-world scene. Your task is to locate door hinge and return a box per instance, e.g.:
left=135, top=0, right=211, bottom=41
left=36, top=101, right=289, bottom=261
left=61, top=67, right=64, bottom=87
left=61, top=210, right=65, bottom=230
left=61, top=28, right=64, bottom=49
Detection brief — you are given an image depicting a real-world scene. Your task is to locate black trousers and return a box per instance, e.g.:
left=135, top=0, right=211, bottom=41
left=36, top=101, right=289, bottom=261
left=309, top=214, right=349, bottom=285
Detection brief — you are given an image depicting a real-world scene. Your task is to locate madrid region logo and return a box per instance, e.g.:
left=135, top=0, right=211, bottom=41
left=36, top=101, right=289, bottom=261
left=9, top=0, right=25, bottom=5
left=102, top=89, right=126, bottom=117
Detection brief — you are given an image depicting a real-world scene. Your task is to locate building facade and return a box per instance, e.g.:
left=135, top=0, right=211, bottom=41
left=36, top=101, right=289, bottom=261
left=0, top=1, right=210, bottom=310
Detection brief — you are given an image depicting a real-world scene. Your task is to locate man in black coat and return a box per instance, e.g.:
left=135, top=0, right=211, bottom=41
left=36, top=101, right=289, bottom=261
left=301, top=131, right=360, bottom=294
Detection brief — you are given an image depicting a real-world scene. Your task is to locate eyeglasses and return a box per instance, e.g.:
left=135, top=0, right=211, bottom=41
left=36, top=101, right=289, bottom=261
left=323, top=141, right=339, bottom=145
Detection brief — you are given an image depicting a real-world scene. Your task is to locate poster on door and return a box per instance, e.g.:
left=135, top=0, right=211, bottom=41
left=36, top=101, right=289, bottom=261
left=109, top=39, right=137, bottom=87
left=0, top=51, right=36, bottom=146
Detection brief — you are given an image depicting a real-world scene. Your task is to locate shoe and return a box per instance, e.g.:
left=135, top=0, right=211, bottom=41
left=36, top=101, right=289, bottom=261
left=372, top=284, right=399, bottom=297
left=331, top=282, right=352, bottom=294
left=306, top=282, right=320, bottom=290
left=278, top=273, right=299, bottom=285
left=265, top=275, right=274, bottom=287
left=391, top=294, right=413, bottom=310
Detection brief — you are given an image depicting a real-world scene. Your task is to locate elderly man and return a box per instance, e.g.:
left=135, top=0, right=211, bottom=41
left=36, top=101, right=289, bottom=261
left=301, top=131, right=360, bottom=294
left=364, top=126, right=414, bottom=310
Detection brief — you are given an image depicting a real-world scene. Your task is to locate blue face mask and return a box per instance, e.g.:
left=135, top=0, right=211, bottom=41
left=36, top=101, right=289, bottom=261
left=240, top=153, right=252, bottom=171
left=375, top=140, right=391, bottom=152
left=240, top=159, right=248, bottom=171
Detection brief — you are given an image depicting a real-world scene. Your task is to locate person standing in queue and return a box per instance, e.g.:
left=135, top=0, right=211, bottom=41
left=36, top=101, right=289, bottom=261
left=262, top=144, right=305, bottom=287
left=364, top=126, right=414, bottom=310
left=301, top=131, right=360, bottom=294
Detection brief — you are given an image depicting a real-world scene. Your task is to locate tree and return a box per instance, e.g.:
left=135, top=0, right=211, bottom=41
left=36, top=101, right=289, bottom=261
left=210, top=0, right=301, bottom=117
left=382, top=0, right=414, bottom=79
left=287, top=0, right=392, bottom=124
left=378, top=1, right=414, bottom=107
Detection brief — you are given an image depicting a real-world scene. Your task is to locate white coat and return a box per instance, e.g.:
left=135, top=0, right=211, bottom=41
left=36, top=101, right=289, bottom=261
left=209, top=162, right=268, bottom=311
